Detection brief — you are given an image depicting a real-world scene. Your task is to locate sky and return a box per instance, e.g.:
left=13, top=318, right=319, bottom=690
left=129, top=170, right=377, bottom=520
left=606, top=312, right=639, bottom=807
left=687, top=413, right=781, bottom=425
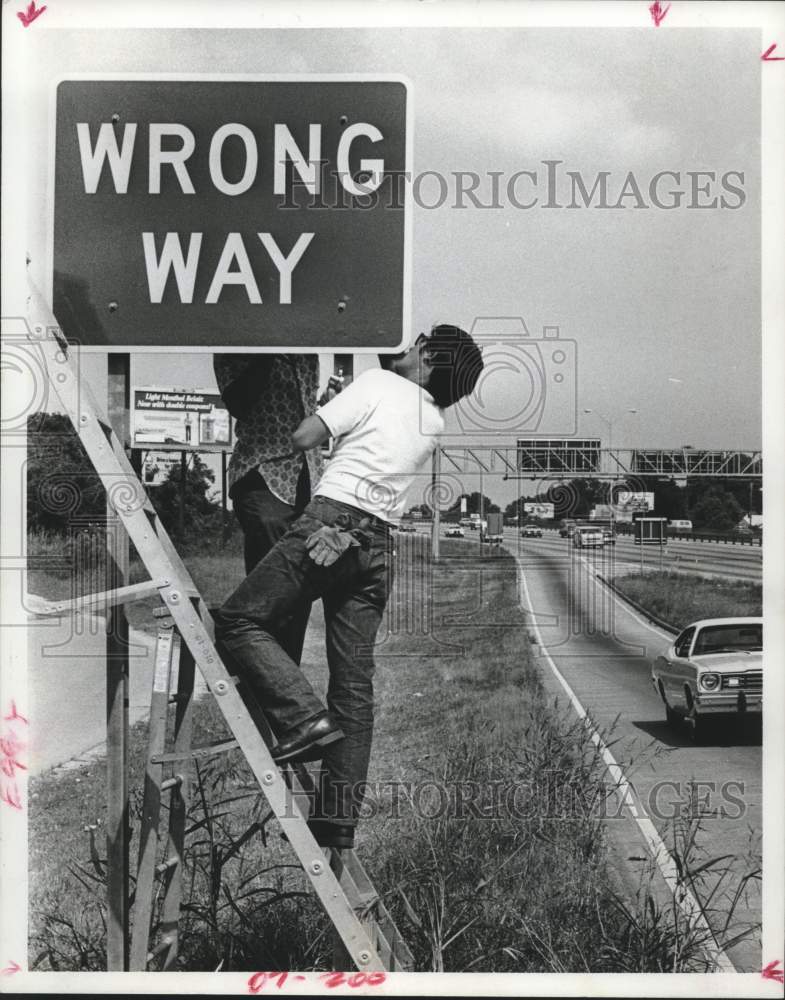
left=14, top=20, right=763, bottom=507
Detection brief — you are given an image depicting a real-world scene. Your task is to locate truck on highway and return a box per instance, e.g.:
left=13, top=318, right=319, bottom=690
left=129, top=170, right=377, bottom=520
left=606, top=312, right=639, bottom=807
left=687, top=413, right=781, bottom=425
left=481, top=512, right=504, bottom=544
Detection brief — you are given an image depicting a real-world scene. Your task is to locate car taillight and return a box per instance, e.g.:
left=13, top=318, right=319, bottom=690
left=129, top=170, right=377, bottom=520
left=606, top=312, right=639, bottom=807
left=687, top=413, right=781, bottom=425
left=700, top=673, right=720, bottom=691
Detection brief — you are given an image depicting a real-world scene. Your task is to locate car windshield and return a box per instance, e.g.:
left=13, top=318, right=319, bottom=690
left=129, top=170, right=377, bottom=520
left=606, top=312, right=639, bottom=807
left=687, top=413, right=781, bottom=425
left=692, top=624, right=762, bottom=655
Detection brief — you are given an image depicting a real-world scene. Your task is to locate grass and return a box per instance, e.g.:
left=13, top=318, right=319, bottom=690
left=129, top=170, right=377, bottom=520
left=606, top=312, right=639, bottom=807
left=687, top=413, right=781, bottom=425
left=27, top=533, right=760, bottom=972
left=610, top=571, right=762, bottom=631
left=26, top=527, right=243, bottom=637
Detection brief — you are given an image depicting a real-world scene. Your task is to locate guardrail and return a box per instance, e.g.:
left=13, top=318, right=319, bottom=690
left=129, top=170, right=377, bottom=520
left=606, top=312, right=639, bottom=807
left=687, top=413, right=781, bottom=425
left=404, top=520, right=763, bottom=547
left=611, top=524, right=762, bottom=547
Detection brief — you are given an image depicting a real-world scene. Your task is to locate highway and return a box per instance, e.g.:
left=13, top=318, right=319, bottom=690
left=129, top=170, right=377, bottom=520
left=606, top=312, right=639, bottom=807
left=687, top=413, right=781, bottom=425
left=417, top=524, right=762, bottom=970
left=469, top=526, right=763, bottom=582
left=508, top=532, right=762, bottom=972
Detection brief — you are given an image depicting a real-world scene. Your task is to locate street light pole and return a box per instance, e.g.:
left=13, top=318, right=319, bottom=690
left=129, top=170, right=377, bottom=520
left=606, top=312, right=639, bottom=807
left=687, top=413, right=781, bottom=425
left=583, top=407, right=638, bottom=521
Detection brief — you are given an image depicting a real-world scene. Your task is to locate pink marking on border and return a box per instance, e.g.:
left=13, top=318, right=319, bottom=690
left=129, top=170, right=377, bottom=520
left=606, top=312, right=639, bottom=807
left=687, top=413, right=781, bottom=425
left=17, top=1, right=47, bottom=27
left=4, top=702, right=28, bottom=726
left=649, top=0, right=671, bottom=27
left=762, top=43, right=785, bottom=61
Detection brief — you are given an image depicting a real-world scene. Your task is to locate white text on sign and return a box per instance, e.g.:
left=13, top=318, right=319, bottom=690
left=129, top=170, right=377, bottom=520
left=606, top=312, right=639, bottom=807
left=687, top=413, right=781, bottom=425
left=76, top=122, right=386, bottom=305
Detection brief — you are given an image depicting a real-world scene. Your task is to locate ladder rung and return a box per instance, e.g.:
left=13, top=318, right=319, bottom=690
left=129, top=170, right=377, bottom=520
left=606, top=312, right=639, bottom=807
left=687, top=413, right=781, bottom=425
left=151, top=739, right=239, bottom=765
left=160, top=775, right=183, bottom=792
left=147, top=935, right=175, bottom=963
left=28, top=579, right=169, bottom=617
left=155, top=857, right=179, bottom=877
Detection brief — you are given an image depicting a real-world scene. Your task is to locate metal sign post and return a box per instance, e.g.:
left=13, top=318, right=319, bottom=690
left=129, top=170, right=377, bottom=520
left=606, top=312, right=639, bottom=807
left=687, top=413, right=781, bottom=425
left=431, top=448, right=440, bottom=561
left=105, top=354, right=131, bottom=970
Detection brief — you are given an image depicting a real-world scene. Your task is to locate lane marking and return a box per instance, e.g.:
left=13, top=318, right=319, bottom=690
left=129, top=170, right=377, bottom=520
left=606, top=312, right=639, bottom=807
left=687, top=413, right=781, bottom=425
left=576, top=554, right=672, bottom=640
left=514, top=549, right=737, bottom=973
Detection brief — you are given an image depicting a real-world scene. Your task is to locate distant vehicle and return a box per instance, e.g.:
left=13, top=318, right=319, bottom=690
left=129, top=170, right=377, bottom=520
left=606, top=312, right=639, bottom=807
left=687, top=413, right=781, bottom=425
left=651, top=617, right=762, bottom=742
left=559, top=519, right=577, bottom=538
left=468, top=513, right=481, bottom=531
left=601, top=526, right=616, bottom=545
left=572, top=526, right=604, bottom=548
left=397, top=523, right=417, bottom=533
left=445, top=526, right=465, bottom=538
left=668, top=519, right=693, bottom=533
left=481, top=512, right=504, bottom=544
left=520, top=525, right=542, bottom=538
left=459, top=518, right=473, bottom=529
left=588, top=519, right=616, bottom=545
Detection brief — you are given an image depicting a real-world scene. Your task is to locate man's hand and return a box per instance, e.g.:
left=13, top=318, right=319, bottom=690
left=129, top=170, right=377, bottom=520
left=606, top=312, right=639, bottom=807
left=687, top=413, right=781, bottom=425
left=305, top=524, right=360, bottom=567
left=305, top=516, right=372, bottom=567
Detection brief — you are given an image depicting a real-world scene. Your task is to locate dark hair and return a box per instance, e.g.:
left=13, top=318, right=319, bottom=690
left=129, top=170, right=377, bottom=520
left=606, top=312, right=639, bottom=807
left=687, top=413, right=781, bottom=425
left=424, top=324, right=484, bottom=409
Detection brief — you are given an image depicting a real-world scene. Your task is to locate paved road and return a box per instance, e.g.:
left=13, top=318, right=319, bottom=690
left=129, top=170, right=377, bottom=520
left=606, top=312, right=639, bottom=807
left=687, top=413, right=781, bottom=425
left=424, top=525, right=762, bottom=582
left=509, top=535, right=762, bottom=972
left=26, top=616, right=158, bottom=775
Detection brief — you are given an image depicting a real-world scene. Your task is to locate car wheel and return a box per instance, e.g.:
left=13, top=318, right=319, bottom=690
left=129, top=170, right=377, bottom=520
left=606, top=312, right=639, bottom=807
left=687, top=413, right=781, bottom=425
left=685, top=691, right=708, bottom=745
left=658, top=683, right=679, bottom=729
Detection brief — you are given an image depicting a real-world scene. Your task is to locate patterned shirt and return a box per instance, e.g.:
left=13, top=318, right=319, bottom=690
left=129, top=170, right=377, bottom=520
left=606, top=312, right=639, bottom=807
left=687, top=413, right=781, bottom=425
left=214, top=355, right=323, bottom=506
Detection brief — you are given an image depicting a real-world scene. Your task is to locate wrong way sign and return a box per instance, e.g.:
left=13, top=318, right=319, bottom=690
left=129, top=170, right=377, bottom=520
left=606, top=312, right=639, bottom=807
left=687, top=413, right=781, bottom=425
left=51, top=77, right=411, bottom=351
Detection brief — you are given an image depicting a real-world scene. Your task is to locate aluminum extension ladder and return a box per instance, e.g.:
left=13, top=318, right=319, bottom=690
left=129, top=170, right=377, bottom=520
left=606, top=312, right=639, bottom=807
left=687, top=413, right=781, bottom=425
left=22, top=288, right=413, bottom=973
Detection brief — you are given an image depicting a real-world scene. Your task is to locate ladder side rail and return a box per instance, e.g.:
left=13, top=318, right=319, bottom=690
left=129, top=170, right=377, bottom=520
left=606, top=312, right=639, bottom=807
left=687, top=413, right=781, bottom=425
left=27, top=304, right=387, bottom=972
left=149, top=594, right=387, bottom=971
left=290, top=764, right=415, bottom=971
left=129, top=627, right=176, bottom=969
left=329, top=851, right=391, bottom=972
left=159, top=621, right=197, bottom=970
left=26, top=293, right=204, bottom=607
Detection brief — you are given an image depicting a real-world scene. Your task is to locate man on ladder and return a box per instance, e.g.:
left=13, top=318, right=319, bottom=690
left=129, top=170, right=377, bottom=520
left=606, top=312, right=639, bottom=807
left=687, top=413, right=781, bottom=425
left=215, top=326, right=483, bottom=850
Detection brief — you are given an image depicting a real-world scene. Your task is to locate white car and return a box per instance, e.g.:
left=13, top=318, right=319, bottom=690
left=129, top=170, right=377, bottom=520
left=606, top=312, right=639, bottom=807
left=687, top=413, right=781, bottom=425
left=572, top=527, right=604, bottom=548
left=444, top=526, right=465, bottom=538
left=520, top=525, right=543, bottom=538
left=651, top=617, right=762, bottom=742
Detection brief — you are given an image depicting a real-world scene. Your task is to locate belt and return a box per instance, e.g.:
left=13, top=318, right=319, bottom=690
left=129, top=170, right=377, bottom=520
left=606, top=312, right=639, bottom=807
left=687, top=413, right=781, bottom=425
left=310, top=495, right=392, bottom=535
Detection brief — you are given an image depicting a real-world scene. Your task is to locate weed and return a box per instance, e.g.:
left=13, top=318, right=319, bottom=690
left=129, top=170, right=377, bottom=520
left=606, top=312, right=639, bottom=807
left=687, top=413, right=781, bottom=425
left=611, top=571, right=761, bottom=630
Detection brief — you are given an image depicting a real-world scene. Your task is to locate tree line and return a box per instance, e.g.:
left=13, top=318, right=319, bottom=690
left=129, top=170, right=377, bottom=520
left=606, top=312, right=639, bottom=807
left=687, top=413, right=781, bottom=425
left=410, top=478, right=759, bottom=533
left=27, top=413, right=222, bottom=540
left=27, top=414, right=759, bottom=537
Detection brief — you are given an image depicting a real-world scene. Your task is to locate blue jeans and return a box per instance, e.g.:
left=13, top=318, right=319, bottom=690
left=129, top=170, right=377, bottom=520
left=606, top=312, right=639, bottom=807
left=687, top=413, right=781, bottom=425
left=214, top=496, right=393, bottom=828
left=231, top=466, right=311, bottom=663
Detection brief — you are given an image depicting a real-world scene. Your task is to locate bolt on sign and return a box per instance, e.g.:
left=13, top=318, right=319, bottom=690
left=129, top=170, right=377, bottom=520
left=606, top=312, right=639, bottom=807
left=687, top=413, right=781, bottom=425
left=50, top=77, right=411, bottom=351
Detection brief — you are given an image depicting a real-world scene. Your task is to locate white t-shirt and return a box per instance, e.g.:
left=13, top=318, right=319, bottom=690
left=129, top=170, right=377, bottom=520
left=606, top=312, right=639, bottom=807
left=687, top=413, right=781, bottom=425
left=315, top=369, right=444, bottom=523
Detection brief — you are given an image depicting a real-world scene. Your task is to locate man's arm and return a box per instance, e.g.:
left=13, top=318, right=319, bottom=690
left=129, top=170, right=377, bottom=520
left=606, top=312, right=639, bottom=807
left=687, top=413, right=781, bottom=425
left=292, top=415, right=331, bottom=452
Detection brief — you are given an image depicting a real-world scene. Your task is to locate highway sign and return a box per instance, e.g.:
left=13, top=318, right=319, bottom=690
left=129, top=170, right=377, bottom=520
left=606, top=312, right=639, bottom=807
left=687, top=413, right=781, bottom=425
left=51, top=77, right=411, bottom=351
left=634, top=517, right=667, bottom=545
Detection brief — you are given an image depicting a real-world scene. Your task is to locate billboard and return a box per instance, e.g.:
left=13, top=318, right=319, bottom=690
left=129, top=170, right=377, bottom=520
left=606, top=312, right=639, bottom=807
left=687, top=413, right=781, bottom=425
left=523, top=502, right=555, bottom=519
left=140, top=451, right=182, bottom=487
left=132, top=387, right=231, bottom=451
left=51, top=77, right=411, bottom=350
left=615, top=490, right=654, bottom=512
